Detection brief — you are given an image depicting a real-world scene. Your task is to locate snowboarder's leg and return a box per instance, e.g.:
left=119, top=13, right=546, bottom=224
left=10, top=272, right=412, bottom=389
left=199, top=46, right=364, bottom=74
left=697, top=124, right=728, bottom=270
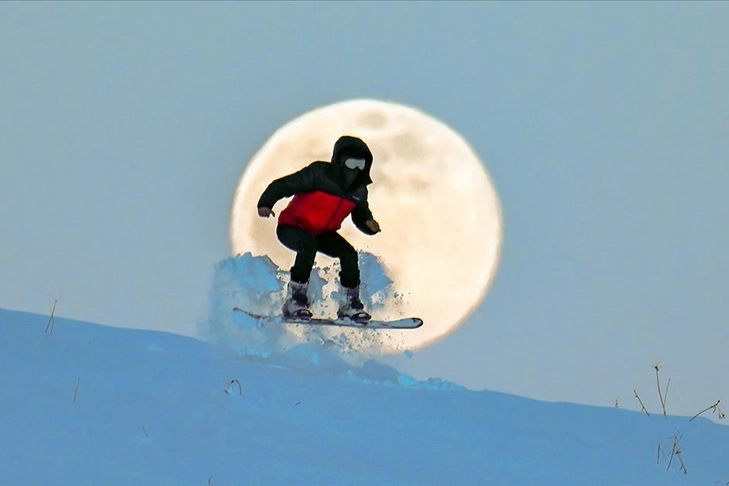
left=315, top=231, right=360, bottom=288
left=277, top=225, right=318, bottom=283
left=276, top=225, right=316, bottom=319
left=316, top=232, right=370, bottom=323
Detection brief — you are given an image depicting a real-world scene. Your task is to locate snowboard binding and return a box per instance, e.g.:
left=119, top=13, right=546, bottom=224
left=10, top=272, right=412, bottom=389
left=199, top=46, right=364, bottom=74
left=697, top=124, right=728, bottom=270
left=337, top=284, right=370, bottom=324
left=282, top=279, right=312, bottom=321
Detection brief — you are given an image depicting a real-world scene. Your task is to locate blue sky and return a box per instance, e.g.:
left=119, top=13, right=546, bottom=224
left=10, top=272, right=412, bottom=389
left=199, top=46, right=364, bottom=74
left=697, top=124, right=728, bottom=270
left=1, top=2, right=728, bottom=417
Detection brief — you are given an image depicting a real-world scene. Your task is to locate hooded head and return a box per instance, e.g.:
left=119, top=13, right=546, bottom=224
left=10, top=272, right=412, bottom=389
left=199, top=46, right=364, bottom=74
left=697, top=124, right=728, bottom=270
left=330, top=135, right=373, bottom=189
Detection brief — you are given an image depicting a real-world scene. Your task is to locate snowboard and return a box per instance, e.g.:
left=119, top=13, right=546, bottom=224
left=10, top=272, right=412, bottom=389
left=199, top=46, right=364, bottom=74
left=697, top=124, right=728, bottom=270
left=233, top=307, right=423, bottom=330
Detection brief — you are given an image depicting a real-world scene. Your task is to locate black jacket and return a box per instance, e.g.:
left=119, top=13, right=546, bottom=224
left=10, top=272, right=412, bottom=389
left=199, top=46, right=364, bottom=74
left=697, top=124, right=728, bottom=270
left=257, top=136, right=377, bottom=236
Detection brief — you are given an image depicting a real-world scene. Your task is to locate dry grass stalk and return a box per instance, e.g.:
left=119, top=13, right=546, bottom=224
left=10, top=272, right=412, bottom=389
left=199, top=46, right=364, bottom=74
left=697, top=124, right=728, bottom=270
left=689, top=400, right=723, bottom=422
left=666, top=434, right=687, bottom=475
left=44, top=299, right=59, bottom=334
left=653, top=362, right=670, bottom=418
left=634, top=389, right=650, bottom=416
left=224, top=379, right=242, bottom=396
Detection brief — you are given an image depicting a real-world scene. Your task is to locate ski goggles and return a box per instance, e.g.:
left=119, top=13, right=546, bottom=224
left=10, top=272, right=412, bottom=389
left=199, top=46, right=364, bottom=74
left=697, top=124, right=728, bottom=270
left=343, top=157, right=366, bottom=170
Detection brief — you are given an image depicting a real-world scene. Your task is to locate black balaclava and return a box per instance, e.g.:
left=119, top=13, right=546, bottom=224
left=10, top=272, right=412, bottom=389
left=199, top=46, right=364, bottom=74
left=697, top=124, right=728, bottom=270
left=330, top=136, right=373, bottom=190
left=339, top=156, right=362, bottom=188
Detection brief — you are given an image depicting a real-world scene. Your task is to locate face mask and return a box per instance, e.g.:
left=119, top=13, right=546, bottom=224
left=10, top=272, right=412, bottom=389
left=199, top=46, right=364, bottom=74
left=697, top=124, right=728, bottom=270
left=340, top=167, right=359, bottom=187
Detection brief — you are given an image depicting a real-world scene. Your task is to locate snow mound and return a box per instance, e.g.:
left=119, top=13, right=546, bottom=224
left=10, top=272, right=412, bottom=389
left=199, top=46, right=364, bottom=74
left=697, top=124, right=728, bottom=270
left=199, top=252, right=433, bottom=384
left=2, top=307, right=728, bottom=486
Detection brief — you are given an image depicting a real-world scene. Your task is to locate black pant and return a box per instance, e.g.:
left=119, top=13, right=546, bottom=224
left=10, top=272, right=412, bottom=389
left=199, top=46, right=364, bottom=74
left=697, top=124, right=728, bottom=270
left=276, top=225, right=360, bottom=288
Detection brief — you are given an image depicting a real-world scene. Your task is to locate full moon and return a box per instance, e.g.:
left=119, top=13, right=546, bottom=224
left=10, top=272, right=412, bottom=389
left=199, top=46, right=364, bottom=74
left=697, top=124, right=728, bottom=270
left=230, top=99, right=502, bottom=352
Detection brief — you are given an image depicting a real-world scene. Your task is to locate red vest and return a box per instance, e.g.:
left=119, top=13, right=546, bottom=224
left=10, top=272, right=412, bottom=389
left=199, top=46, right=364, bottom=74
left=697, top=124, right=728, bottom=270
left=279, top=190, right=357, bottom=236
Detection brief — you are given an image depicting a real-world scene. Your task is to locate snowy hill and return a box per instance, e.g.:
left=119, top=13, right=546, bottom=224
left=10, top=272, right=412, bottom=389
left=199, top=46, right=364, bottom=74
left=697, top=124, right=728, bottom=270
left=1, top=307, right=727, bottom=486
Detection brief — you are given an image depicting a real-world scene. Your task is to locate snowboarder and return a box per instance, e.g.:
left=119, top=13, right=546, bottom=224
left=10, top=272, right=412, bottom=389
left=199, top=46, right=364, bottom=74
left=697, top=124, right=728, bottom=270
left=256, top=135, right=381, bottom=323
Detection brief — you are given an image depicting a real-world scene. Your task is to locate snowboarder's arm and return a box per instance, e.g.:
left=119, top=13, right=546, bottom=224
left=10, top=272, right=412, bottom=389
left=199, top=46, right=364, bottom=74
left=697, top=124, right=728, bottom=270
left=257, top=165, right=317, bottom=210
left=351, top=198, right=379, bottom=235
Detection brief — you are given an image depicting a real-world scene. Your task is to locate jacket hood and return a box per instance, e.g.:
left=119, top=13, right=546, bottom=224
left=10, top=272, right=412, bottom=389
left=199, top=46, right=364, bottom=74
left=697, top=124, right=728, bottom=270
left=331, top=135, right=373, bottom=187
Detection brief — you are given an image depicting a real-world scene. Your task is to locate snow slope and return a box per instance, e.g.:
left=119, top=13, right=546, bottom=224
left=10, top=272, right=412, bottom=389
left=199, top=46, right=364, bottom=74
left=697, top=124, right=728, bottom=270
left=1, top=307, right=727, bottom=486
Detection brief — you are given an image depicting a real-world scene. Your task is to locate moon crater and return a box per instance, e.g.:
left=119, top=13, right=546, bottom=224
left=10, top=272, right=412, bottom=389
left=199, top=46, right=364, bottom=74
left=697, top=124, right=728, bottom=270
left=357, top=110, right=389, bottom=129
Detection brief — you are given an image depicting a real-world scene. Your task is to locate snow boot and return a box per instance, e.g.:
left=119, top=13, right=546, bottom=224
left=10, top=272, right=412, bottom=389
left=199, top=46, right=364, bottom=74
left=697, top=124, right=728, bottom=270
left=337, top=284, right=371, bottom=324
left=282, top=279, right=312, bottom=320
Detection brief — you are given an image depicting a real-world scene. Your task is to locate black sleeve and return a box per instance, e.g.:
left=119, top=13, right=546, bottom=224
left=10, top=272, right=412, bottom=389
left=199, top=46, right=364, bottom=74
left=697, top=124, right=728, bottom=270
left=257, top=164, right=317, bottom=209
left=351, top=191, right=377, bottom=235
